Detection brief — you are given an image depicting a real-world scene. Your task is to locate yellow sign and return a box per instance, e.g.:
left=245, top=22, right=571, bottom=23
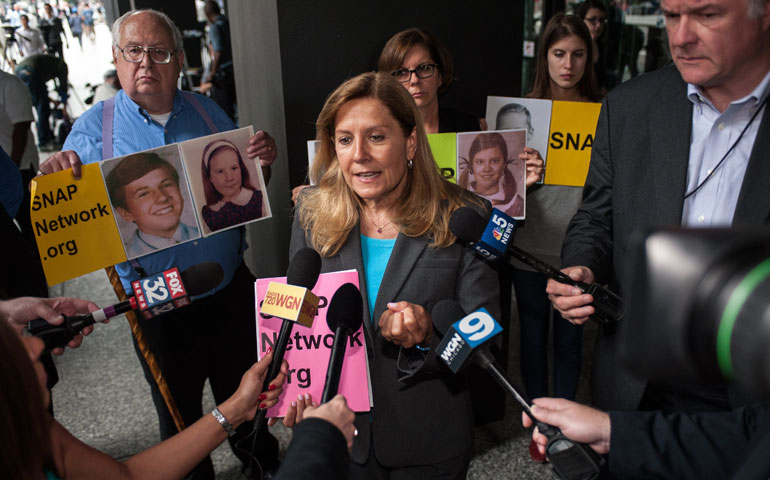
left=544, top=101, right=601, bottom=187
left=261, top=281, right=319, bottom=328
left=29, top=164, right=127, bottom=286
left=427, top=132, right=457, bottom=183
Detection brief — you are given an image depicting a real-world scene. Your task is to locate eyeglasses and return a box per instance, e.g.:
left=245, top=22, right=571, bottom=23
left=119, top=45, right=175, bottom=64
left=584, top=16, right=607, bottom=25
left=391, top=63, right=438, bottom=83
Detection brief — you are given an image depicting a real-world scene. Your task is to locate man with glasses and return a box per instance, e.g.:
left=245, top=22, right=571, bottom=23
left=39, top=9, right=280, bottom=479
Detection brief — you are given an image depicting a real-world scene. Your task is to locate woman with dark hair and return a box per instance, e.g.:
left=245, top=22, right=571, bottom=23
left=377, top=27, right=478, bottom=134
left=292, top=72, right=500, bottom=478
left=528, top=12, right=601, bottom=102
left=518, top=12, right=602, bottom=463
left=458, top=132, right=524, bottom=218
left=576, top=0, right=608, bottom=90
left=200, top=139, right=263, bottom=232
left=0, top=306, right=290, bottom=479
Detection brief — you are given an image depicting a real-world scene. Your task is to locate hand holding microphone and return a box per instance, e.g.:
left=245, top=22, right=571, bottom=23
left=546, top=266, right=598, bottom=325
left=26, top=262, right=225, bottom=353
left=449, top=206, right=624, bottom=326
left=432, top=300, right=604, bottom=480
left=1, top=296, right=100, bottom=353
left=244, top=247, right=322, bottom=475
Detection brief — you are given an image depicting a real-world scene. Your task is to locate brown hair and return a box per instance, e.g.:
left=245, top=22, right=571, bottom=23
left=377, top=28, right=454, bottom=95
left=0, top=320, right=52, bottom=478
left=458, top=132, right=518, bottom=205
left=105, top=152, right=180, bottom=210
left=200, top=139, right=255, bottom=206
left=528, top=13, right=601, bottom=102
left=297, top=72, right=477, bottom=257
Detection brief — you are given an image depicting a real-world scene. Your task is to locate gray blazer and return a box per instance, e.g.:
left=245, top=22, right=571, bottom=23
left=290, top=209, right=500, bottom=467
left=563, top=65, right=770, bottom=410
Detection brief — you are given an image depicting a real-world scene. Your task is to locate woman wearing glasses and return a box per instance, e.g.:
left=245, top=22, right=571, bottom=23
left=576, top=0, right=608, bottom=90
left=376, top=28, right=479, bottom=135
left=378, top=28, right=544, bottom=187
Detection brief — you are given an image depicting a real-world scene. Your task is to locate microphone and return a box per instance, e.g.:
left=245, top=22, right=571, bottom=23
left=432, top=300, right=604, bottom=480
left=321, top=282, right=363, bottom=403
left=26, top=262, right=225, bottom=352
left=245, top=247, right=322, bottom=473
left=449, top=206, right=625, bottom=325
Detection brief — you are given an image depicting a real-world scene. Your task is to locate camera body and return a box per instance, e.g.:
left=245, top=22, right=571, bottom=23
left=620, top=228, right=770, bottom=399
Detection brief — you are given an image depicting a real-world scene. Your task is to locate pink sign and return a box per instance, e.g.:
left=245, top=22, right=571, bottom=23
left=255, top=270, right=371, bottom=416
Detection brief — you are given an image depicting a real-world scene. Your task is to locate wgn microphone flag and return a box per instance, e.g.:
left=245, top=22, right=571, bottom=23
left=247, top=248, right=323, bottom=456
left=322, top=282, right=364, bottom=402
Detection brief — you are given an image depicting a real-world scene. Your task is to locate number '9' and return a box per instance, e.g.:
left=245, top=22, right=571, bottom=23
left=458, top=311, right=495, bottom=341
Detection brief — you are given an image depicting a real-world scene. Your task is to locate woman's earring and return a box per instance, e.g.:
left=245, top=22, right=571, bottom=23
left=407, top=159, right=413, bottom=168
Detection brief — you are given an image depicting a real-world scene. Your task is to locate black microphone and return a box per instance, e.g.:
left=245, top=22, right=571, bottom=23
left=246, top=247, right=322, bottom=474
left=26, top=262, right=225, bottom=352
left=449, top=206, right=624, bottom=325
left=321, top=282, right=363, bottom=403
left=432, top=300, right=604, bottom=480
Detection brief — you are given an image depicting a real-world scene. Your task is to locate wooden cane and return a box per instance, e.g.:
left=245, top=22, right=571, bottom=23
left=104, top=266, right=186, bottom=432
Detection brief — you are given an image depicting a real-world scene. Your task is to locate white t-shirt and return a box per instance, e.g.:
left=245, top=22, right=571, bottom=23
left=14, top=26, right=45, bottom=58
left=0, top=71, right=39, bottom=170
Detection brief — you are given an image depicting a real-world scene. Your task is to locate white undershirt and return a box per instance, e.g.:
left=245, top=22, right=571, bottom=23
left=148, top=111, right=172, bottom=126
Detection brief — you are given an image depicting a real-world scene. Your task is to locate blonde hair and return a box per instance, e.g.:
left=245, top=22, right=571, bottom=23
left=297, top=72, right=476, bottom=257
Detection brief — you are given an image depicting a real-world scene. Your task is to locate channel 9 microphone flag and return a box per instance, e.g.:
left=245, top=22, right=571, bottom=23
left=255, top=270, right=372, bottom=416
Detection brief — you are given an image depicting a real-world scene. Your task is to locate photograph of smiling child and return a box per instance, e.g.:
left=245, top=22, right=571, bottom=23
left=102, top=146, right=200, bottom=259
left=457, top=130, right=527, bottom=219
left=180, top=128, right=270, bottom=235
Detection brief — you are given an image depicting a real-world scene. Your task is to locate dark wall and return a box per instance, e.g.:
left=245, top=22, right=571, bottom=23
left=277, top=1, right=524, bottom=187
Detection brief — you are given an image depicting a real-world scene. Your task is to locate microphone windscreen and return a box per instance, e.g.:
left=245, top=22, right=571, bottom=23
left=431, top=299, right=467, bottom=337
left=327, top=283, right=363, bottom=332
left=287, top=248, right=322, bottom=289
left=181, top=262, right=225, bottom=296
left=449, top=207, right=487, bottom=245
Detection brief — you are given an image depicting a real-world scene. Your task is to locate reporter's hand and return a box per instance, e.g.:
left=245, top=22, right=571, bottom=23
left=220, top=351, right=288, bottom=428
left=247, top=130, right=277, bottom=167
left=275, top=392, right=318, bottom=428
left=520, top=147, right=545, bottom=188
left=0, top=296, right=100, bottom=354
left=39, top=150, right=83, bottom=179
left=522, top=397, right=611, bottom=456
left=546, top=266, right=595, bottom=325
left=304, top=394, right=356, bottom=450
left=378, top=301, right=432, bottom=349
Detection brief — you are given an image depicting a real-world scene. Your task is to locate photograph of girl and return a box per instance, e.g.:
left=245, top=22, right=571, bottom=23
left=181, top=127, right=271, bottom=235
left=457, top=130, right=527, bottom=219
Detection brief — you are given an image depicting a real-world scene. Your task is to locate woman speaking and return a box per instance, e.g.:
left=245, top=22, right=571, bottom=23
left=291, top=72, right=500, bottom=479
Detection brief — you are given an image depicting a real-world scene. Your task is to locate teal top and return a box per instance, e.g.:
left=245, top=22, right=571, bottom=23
left=360, top=235, right=396, bottom=323
left=45, top=468, right=62, bottom=480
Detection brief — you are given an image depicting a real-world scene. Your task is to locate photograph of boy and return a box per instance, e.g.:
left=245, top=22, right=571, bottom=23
left=181, top=128, right=271, bottom=235
left=457, top=130, right=527, bottom=219
left=485, top=96, right=552, bottom=165
left=103, top=149, right=200, bottom=259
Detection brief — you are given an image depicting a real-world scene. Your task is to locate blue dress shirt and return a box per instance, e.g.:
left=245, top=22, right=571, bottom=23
left=683, top=69, right=770, bottom=227
left=63, top=90, right=243, bottom=294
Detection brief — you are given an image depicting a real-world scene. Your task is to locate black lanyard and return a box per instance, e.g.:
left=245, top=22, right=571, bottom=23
left=684, top=95, right=768, bottom=200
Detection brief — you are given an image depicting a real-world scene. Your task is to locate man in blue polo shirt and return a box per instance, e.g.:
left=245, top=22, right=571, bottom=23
left=39, top=9, right=280, bottom=479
